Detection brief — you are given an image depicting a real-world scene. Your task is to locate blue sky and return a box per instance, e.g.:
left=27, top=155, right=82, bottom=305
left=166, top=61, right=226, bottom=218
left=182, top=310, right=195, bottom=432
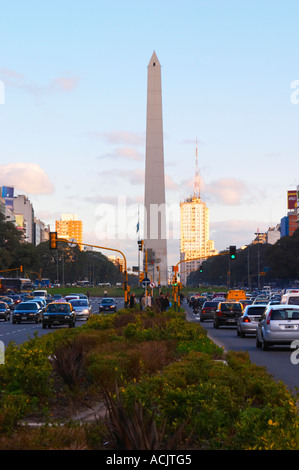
left=1, top=0, right=299, bottom=267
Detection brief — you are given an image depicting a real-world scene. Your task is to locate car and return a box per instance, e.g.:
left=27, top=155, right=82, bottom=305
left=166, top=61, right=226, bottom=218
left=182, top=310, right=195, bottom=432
left=27, top=298, right=46, bottom=312
left=65, top=295, right=80, bottom=302
left=0, top=296, right=15, bottom=311
left=12, top=302, right=43, bottom=324
left=0, top=301, right=10, bottom=321
left=52, top=294, right=63, bottom=300
left=42, top=302, right=76, bottom=329
left=99, top=297, right=117, bottom=313
left=253, top=297, right=269, bottom=304
left=10, top=294, right=22, bottom=305
left=256, top=305, right=299, bottom=350
left=70, top=298, right=91, bottom=320
left=200, top=300, right=219, bottom=322
left=237, top=304, right=267, bottom=337
left=213, top=301, right=243, bottom=328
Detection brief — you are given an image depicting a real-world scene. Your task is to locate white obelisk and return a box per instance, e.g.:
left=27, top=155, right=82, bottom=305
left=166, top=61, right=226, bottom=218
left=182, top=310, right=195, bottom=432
left=144, top=51, right=168, bottom=285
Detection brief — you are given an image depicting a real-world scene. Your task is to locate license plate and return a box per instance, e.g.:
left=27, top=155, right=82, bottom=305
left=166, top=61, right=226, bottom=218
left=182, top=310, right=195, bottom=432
left=283, top=325, right=296, bottom=329
left=22, top=316, right=27, bottom=320
left=227, top=319, right=235, bottom=322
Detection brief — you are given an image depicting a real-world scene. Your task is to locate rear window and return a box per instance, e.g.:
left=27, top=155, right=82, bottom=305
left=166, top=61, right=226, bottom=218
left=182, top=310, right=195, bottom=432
left=221, top=303, right=242, bottom=312
left=271, top=309, right=299, bottom=320
left=203, top=301, right=218, bottom=307
left=247, top=306, right=266, bottom=314
left=288, top=297, right=299, bottom=305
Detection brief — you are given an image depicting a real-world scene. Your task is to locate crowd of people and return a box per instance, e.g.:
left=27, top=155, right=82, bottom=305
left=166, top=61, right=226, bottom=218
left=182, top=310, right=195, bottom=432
left=128, top=291, right=173, bottom=312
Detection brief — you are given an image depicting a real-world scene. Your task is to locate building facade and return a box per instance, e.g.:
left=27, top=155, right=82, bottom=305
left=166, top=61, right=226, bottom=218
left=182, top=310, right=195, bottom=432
left=55, top=214, right=83, bottom=250
left=180, top=196, right=216, bottom=285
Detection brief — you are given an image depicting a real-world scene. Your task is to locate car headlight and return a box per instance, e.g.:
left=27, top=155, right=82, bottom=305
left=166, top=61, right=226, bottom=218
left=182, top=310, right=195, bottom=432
left=83, top=309, right=89, bottom=313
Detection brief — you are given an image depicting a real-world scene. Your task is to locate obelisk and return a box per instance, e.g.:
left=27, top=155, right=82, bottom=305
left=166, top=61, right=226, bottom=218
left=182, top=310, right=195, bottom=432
left=144, top=51, right=168, bottom=285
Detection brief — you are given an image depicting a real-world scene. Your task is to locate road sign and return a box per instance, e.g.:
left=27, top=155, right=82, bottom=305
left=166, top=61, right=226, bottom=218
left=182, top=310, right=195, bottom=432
left=141, top=277, right=150, bottom=287
left=68, top=238, right=77, bottom=248
left=149, top=281, right=155, bottom=288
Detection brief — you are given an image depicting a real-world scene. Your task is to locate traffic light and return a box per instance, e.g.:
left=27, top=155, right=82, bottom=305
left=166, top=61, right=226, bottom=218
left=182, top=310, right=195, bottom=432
left=199, top=265, right=203, bottom=273
left=20, top=265, right=23, bottom=272
left=139, top=272, right=144, bottom=282
left=119, top=264, right=123, bottom=272
left=229, top=245, right=236, bottom=260
left=138, top=240, right=144, bottom=251
left=49, top=232, right=58, bottom=250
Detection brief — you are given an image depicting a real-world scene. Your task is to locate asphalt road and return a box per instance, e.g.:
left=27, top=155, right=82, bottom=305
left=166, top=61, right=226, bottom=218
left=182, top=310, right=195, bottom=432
left=0, top=297, right=125, bottom=347
left=184, top=301, right=299, bottom=394
left=1, top=297, right=298, bottom=394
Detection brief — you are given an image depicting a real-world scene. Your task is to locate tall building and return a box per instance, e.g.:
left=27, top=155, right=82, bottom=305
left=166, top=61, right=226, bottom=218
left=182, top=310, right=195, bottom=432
left=13, top=194, right=35, bottom=243
left=55, top=214, right=83, bottom=250
left=180, top=143, right=217, bottom=285
left=144, top=51, right=168, bottom=285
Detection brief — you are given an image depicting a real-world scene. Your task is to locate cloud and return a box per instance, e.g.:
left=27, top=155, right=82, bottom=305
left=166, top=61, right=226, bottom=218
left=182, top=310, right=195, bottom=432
left=91, top=130, right=145, bottom=146
left=0, top=163, right=54, bottom=194
left=99, top=146, right=143, bottom=161
left=0, top=68, right=79, bottom=97
left=204, top=178, right=253, bottom=205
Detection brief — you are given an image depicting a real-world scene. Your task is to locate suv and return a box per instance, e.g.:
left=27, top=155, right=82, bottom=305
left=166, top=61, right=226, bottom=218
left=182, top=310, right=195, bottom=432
left=213, top=301, right=243, bottom=328
left=256, top=305, right=299, bottom=350
left=42, top=302, right=76, bottom=329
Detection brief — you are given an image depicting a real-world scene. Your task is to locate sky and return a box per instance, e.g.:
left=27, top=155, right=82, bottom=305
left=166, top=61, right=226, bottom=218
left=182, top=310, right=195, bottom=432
left=1, top=0, right=299, bottom=268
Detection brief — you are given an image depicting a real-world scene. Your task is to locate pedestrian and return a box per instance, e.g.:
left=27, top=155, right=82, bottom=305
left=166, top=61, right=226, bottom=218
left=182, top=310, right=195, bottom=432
left=129, top=293, right=136, bottom=308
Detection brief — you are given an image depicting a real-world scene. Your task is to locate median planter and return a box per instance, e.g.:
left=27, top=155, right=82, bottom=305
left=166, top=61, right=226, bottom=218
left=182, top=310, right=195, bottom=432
left=0, top=308, right=297, bottom=450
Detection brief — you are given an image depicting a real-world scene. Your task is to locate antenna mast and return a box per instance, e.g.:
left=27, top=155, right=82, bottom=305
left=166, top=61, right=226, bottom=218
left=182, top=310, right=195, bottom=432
left=194, top=138, right=200, bottom=198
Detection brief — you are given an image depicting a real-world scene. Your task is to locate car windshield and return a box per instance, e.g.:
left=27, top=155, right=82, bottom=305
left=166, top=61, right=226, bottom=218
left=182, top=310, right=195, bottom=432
left=47, top=304, right=71, bottom=313
left=271, top=309, right=299, bottom=320
left=71, top=300, right=88, bottom=307
left=0, top=303, right=6, bottom=309
left=16, top=303, right=38, bottom=311
left=101, top=299, right=114, bottom=304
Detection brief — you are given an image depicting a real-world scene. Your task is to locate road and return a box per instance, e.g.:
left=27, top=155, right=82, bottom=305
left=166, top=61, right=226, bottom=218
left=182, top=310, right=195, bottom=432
left=0, top=297, right=125, bottom=347
left=1, top=297, right=298, bottom=394
left=184, top=301, right=299, bottom=394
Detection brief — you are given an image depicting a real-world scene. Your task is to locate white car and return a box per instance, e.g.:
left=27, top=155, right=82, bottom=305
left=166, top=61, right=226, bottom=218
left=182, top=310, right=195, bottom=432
left=69, top=299, right=91, bottom=320
left=256, top=305, right=299, bottom=350
left=237, top=304, right=267, bottom=337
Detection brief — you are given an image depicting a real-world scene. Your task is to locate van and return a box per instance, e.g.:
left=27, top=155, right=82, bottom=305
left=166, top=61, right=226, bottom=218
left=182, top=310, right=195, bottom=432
left=32, top=290, right=47, bottom=299
left=281, top=293, right=299, bottom=306
left=226, top=290, right=246, bottom=301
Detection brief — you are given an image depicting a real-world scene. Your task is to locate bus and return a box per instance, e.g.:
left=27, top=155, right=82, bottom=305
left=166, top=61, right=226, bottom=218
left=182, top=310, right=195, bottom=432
left=0, top=277, right=34, bottom=294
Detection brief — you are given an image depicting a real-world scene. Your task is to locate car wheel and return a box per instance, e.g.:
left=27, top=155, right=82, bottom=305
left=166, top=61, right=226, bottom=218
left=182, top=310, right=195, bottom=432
left=256, top=333, right=262, bottom=348
left=42, top=323, right=47, bottom=329
left=261, top=336, right=270, bottom=351
left=237, top=327, right=240, bottom=336
left=214, top=320, right=219, bottom=329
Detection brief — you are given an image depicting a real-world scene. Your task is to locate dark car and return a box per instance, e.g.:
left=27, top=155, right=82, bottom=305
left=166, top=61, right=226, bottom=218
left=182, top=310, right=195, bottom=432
left=99, top=297, right=117, bottom=313
left=213, top=301, right=243, bottom=328
left=42, top=302, right=76, bottom=329
left=0, top=301, right=10, bottom=321
left=0, top=296, right=15, bottom=311
left=200, top=300, right=219, bottom=322
left=12, top=302, right=43, bottom=324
